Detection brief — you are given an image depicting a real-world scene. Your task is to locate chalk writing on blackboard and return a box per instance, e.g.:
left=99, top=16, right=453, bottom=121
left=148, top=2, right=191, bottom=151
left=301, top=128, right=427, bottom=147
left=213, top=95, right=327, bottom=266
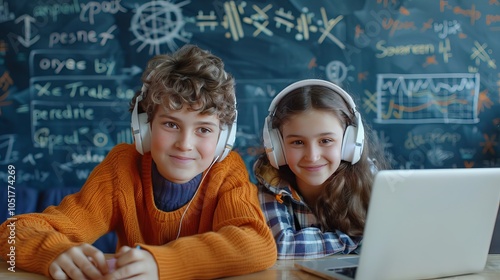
left=130, top=1, right=191, bottom=55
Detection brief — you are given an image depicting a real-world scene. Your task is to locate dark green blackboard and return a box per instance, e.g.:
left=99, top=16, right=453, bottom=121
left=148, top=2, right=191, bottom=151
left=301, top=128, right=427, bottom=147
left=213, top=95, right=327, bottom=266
left=1, top=0, right=499, bottom=190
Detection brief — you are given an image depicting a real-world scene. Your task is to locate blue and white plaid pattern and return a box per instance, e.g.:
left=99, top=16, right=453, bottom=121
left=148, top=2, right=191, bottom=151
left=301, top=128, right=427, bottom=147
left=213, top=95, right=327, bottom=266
left=256, top=174, right=361, bottom=259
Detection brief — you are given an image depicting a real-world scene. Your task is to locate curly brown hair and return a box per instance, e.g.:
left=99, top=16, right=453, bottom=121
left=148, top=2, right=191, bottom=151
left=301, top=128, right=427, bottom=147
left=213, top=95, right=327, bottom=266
left=129, top=44, right=236, bottom=127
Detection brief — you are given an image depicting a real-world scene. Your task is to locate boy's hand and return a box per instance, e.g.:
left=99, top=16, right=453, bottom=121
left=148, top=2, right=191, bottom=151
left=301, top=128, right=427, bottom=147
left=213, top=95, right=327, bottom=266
left=49, top=243, right=107, bottom=280
left=103, top=245, right=158, bottom=280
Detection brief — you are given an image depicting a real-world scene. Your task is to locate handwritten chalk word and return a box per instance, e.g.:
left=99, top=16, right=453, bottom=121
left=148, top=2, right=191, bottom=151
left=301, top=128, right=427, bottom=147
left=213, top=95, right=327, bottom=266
left=32, top=103, right=94, bottom=123
left=71, top=150, right=105, bottom=164
left=67, top=82, right=112, bottom=99
left=33, top=127, right=84, bottom=154
left=94, top=59, right=115, bottom=75
left=116, top=87, right=135, bottom=100
left=34, top=128, right=80, bottom=151
left=376, top=40, right=434, bottom=58
left=48, top=25, right=117, bottom=48
left=39, top=58, right=86, bottom=74
left=433, top=20, right=462, bottom=39
left=80, top=0, right=127, bottom=25
left=34, top=82, right=61, bottom=97
left=33, top=81, right=111, bottom=99
left=382, top=18, right=416, bottom=36
left=75, top=169, right=91, bottom=180
left=33, top=0, right=80, bottom=22
left=33, top=127, right=110, bottom=151
left=486, top=14, right=500, bottom=25
left=354, top=6, right=399, bottom=48
left=404, top=131, right=461, bottom=150
left=453, top=5, right=481, bottom=25
left=0, top=169, right=50, bottom=184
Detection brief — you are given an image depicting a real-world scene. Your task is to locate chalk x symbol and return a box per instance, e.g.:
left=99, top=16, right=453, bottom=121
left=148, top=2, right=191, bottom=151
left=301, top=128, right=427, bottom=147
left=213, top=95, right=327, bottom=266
left=471, top=41, right=496, bottom=69
left=318, top=8, right=344, bottom=49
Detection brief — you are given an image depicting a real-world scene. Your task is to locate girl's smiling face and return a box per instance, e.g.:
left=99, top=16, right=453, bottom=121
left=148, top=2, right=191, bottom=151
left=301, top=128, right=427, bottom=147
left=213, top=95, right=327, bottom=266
left=281, top=109, right=344, bottom=201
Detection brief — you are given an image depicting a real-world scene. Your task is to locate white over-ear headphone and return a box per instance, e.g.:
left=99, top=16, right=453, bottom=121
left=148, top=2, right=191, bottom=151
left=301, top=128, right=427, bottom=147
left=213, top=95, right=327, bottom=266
left=262, top=79, right=364, bottom=169
left=131, top=70, right=237, bottom=162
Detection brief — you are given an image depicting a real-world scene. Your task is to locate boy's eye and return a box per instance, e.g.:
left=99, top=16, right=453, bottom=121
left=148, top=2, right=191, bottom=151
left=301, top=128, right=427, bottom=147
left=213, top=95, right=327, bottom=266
left=198, top=127, right=213, bottom=134
left=164, top=122, right=178, bottom=129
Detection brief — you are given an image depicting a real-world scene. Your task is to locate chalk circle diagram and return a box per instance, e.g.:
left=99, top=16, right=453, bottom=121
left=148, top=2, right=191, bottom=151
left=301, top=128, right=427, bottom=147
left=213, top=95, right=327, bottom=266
left=130, top=0, right=191, bottom=55
left=325, top=60, right=349, bottom=85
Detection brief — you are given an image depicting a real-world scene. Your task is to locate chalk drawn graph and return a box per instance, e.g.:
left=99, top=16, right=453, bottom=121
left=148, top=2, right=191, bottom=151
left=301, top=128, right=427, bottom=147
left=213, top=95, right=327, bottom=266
left=376, top=73, right=480, bottom=124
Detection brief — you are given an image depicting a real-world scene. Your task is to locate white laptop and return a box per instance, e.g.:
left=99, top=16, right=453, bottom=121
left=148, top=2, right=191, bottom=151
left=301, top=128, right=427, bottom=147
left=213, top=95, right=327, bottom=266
left=295, top=168, right=500, bottom=280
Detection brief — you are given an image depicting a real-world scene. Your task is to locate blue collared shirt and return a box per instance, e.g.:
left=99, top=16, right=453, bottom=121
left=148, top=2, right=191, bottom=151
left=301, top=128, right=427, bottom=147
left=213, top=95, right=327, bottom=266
left=255, top=160, right=361, bottom=260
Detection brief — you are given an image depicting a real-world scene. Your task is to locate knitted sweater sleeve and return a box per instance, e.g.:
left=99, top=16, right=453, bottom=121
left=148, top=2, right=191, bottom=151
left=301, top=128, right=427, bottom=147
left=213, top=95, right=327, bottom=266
left=139, top=152, right=277, bottom=279
left=0, top=145, right=125, bottom=276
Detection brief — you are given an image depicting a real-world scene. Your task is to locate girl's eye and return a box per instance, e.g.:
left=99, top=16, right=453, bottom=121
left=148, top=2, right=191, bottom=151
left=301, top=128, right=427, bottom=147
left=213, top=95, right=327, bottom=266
left=291, top=140, right=304, bottom=145
left=321, top=138, right=333, bottom=144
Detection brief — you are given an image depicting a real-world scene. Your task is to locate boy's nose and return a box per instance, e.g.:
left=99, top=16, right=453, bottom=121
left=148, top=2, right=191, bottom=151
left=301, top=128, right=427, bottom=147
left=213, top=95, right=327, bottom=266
left=175, top=132, right=194, bottom=151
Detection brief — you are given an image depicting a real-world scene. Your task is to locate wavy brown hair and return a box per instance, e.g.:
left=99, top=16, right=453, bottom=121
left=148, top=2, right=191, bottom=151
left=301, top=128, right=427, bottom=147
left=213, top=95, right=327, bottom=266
left=256, top=84, right=389, bottom=236
left=129, top=44, right=236, bottom=127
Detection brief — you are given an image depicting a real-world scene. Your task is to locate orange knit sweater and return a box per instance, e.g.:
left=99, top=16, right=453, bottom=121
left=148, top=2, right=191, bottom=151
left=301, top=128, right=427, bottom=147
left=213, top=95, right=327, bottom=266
left=0, top=144, right=277, bottom=279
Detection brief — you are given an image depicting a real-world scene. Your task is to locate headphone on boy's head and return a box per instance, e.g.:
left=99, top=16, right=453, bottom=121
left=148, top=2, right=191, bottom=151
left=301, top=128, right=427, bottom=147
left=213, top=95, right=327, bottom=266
left=131, top=68, right=237, bottom=162
left=262, top=79, right=365, bottom=169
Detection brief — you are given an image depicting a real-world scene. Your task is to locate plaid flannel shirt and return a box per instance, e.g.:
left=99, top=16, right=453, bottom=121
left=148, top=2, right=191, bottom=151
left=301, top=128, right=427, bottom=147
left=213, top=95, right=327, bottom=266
left=255, top=161, right=362, bottom=260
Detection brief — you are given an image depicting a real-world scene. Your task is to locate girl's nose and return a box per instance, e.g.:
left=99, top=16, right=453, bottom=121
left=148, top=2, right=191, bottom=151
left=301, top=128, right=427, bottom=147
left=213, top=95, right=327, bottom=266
left=304, top=144, right=321, bottom=162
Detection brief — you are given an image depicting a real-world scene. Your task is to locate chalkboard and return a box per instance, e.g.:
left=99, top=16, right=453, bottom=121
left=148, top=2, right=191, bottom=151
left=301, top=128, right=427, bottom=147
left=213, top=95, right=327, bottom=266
left=1, top=0, right=500, bottom=191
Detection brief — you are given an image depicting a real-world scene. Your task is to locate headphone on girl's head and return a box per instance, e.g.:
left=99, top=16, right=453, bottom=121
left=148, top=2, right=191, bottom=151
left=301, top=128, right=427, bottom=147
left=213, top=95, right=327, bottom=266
left=262, top=79, right=365, bottom=169
left=130, top=69, right=237, bottom=162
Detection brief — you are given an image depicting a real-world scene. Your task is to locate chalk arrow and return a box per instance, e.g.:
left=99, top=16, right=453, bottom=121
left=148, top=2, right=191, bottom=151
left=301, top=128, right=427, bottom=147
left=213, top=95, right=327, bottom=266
left=15, top=14, right=40, bottom=48
left=122, top=65, right=142, bottom=76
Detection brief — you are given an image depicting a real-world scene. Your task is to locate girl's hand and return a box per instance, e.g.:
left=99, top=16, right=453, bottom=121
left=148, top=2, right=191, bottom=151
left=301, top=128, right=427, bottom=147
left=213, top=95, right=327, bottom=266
left=103, top=245, right=158, bottom=280
left=49, top=243, right=107, bottom=280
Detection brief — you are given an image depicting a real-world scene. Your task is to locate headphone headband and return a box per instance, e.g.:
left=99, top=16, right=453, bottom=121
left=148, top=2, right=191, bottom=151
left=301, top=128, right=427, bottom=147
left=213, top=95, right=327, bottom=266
left=263, top=79, right=364, bottom=168
left=267, top=79, right=359, bottom=116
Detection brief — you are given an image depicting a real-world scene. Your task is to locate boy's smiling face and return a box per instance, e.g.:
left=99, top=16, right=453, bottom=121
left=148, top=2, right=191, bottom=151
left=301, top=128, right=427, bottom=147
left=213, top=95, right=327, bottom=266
left=150, top=105, right=221, bottom=183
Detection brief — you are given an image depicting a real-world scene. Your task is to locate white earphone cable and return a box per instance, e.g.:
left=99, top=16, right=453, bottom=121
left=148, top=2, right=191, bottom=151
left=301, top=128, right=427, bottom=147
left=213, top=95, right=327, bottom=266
left=175, top=155, right=219, bottom=239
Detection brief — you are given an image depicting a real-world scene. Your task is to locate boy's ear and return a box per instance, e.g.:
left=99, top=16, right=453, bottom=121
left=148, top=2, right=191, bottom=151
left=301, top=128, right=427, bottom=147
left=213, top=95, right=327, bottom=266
left=131, top=111, right=151, bottom=155
left=131, top=94, right=151, bottom=155
left=214, top=111, right=237, bottom=162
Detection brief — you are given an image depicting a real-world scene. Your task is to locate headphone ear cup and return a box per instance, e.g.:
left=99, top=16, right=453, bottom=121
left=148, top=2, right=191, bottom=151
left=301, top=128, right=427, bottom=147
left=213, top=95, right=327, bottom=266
left=341, top=125, right=357, bottom=163
left=134, top=113, right=151, bottom=155
left=341, top=125, right=364, bottom=164
left=214, top=129, right=227, bottom=161
left=270, top=128, right=286, bottom=167
left=264, top=127, right=286, bottom=169
left=263, top=118, right=277, bottom=169
left=214, top=125, right=234, bottom=162
left=215, top=111, right=237, bottom=162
